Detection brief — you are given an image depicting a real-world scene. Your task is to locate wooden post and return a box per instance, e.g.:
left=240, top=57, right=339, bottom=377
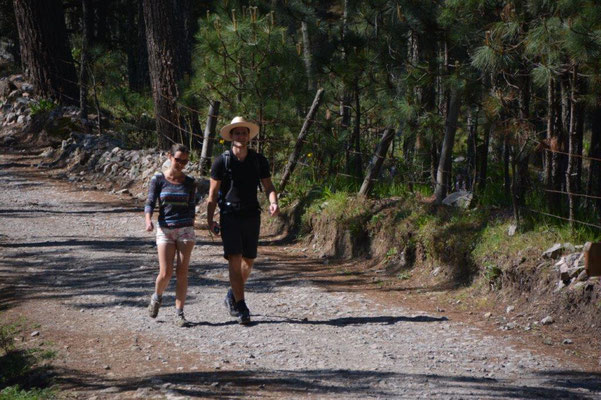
left=279, top=88, right=324, bottom=193
left=199, top=100, right=220, bottom=176
left=359, top=127, right=395, bottom=197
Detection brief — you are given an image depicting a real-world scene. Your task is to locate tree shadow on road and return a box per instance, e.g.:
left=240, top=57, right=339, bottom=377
left=248, top=314, right=447, bottom=327
left=49, top=366, right=601, bottom=399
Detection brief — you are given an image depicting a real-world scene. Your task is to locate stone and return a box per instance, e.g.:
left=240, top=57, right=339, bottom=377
left=442, top=191, right=473, bottom=208
left=0, top=78, right=15, bottom=98
left=507, top=224, right=517, bottom=236
left=576, top=270, right=588, bottom=282
left=30, top=331, right=40, bottom=337
left=542, top=243, right=563, bottom=259
left=562, top=339, right=573, bottom=345
left=541, top=316, right=554, bottom=325
left=484, top=312, right=492, bottom=319
left=506, top=305, right=515, bottom=314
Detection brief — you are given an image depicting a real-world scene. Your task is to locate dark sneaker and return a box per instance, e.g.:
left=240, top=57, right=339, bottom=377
left=174, top=313, right=188, bottom=327
left=148, top=295, right=162, bottom=318
left=224, top=288, right=237, bottom=317
left=234, top=299, right=251, bottom=325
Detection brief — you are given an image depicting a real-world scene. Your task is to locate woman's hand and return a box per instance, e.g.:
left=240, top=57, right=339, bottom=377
left=145, top=220, right=154, bottom=232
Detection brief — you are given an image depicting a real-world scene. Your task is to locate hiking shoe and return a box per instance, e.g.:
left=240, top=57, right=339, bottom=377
left=148, top=295, right=162, bottom=318
left=224, top=288, right=237, bottom=317
left=174, top=313, right=188, bottom=328
left=234, top=299, right=251, bottom=325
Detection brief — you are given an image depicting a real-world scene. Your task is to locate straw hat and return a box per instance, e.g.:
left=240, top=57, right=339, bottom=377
left=219, top=116, right=259, bottom=141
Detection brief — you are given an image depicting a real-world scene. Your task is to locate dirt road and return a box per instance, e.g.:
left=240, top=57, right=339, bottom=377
left=1, top=150, right=599, bottom=399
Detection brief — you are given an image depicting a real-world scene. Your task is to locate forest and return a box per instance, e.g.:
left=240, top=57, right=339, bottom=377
left=3, top=0, right=601, bottom=234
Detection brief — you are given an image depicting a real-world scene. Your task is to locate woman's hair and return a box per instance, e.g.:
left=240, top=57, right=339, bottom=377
left=169, top=144, right=189, bottom=155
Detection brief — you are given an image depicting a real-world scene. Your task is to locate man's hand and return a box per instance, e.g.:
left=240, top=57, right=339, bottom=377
left=269, top=202, right=280, bottom=217
left=209, top=221, right=221, bottom=236
left=145, top=220, right=154, bottom=232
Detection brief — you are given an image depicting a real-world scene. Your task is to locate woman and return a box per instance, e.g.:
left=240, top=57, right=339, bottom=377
left=145, top=144, right=196, bottom=327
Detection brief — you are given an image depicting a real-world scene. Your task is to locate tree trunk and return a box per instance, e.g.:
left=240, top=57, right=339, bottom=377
left=565, top=66, right=579, bottom=228
left=301, top=20, right=314, bottom=94
left=347, top=80, right=362, bottom=177
left=79, top=0, right=90, bottom=119
left=466, top=105, right=478, bottom=191
left=142, top=0, right=190, bottom=149
left=13, top=0, right=79, bottom=105
left=434, top=89, right=460, bottom=204
left=359, top=128, right=395, bottom=197
left=199, top=100, right=220, bottom=176
left=127, top=0, right=149, bottom=92
left=477, top=120, right=492, bottom=191
left=279, top=88, right=324, bottom=193
left=587, top=103, right=601, bottom=215
left=503, top=135, right=510, bottom=198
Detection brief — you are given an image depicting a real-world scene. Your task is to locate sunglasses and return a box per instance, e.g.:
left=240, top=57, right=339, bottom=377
left=173, top=157, right=189, bottom=165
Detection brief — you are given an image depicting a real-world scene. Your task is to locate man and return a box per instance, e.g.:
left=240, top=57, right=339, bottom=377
left=207, top=116, right=279, bottom=324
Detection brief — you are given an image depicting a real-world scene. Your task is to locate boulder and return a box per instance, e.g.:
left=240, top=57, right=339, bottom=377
left=542, top=243, right=564, bottom=259
left=0, top=78, right=15, bottom=98
left=442, top=191, right=473, bottom=208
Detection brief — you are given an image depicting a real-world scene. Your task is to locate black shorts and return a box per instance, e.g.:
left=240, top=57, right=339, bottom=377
left=220, top=212, right=261, bottom=259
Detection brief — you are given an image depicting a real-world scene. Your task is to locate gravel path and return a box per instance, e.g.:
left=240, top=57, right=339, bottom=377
left=1, top=151, right=599, bottom=399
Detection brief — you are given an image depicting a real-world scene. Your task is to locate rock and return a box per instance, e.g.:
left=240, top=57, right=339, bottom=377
left=576, top=270, right=588, bottom=282
left=507, top=224, right=517, bottom=236
left=103, top=365, right=111, bottom=370
left=554, top=280, right=566, bottom=292
left=484, top=312, right=492, bottom=319
left=116, top=188, right=130, bottom=195
left=0, top=78, right=15, bottom=98
left=442, top=191, right=473, bottom=208
left=5, top=112, right=16, bottom=123
left=30, top=331, right=40, bottom=337
left=506, top=306, right=515, bottom=314
left=562, top=339, right=573, bottom=345
left=543, top=337, right=553, bottom=346
left=542, top=243, right=564, bottom=259
left=541, top=316, right=554, bottom=325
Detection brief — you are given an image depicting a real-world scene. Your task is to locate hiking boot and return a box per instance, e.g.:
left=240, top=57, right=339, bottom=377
left=234, top=299, right=251, bottom=325
left=174, top=312, right=188, bottom=327
left=148, top=295, right=162, bottom=318
left=224, top=288, right=237, bottom=317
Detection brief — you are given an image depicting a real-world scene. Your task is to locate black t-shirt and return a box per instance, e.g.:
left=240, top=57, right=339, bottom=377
left=210, top=149, right=271, bottom=215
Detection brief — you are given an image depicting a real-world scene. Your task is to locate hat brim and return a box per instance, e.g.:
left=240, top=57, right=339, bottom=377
left=220, top=121, right=259, bottom=141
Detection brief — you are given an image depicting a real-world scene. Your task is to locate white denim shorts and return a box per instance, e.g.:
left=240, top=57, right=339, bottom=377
left=156, top=226, right=196, bottom=245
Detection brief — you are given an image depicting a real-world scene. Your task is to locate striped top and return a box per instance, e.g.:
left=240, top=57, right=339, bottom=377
left=144, top=172, right=196, bottom=228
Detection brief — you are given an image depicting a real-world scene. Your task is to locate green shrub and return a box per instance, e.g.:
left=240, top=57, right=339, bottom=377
left=28, top=100, right=56, bottom=116
left=0, top=385, right=55, bottom=400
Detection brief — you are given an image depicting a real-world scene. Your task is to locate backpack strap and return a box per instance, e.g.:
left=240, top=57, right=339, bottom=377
left=222, top=149, right=262, bottom=192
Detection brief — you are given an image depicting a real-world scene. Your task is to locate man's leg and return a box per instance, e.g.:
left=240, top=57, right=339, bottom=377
left=228, top=254, right=244, bottom=302
left=241, top=257, right=254, bottom=284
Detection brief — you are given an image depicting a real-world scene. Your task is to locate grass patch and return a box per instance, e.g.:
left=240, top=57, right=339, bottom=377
left=0, top=317, right=57, bottom=399
left=0, top=385, right=56, bottom=400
